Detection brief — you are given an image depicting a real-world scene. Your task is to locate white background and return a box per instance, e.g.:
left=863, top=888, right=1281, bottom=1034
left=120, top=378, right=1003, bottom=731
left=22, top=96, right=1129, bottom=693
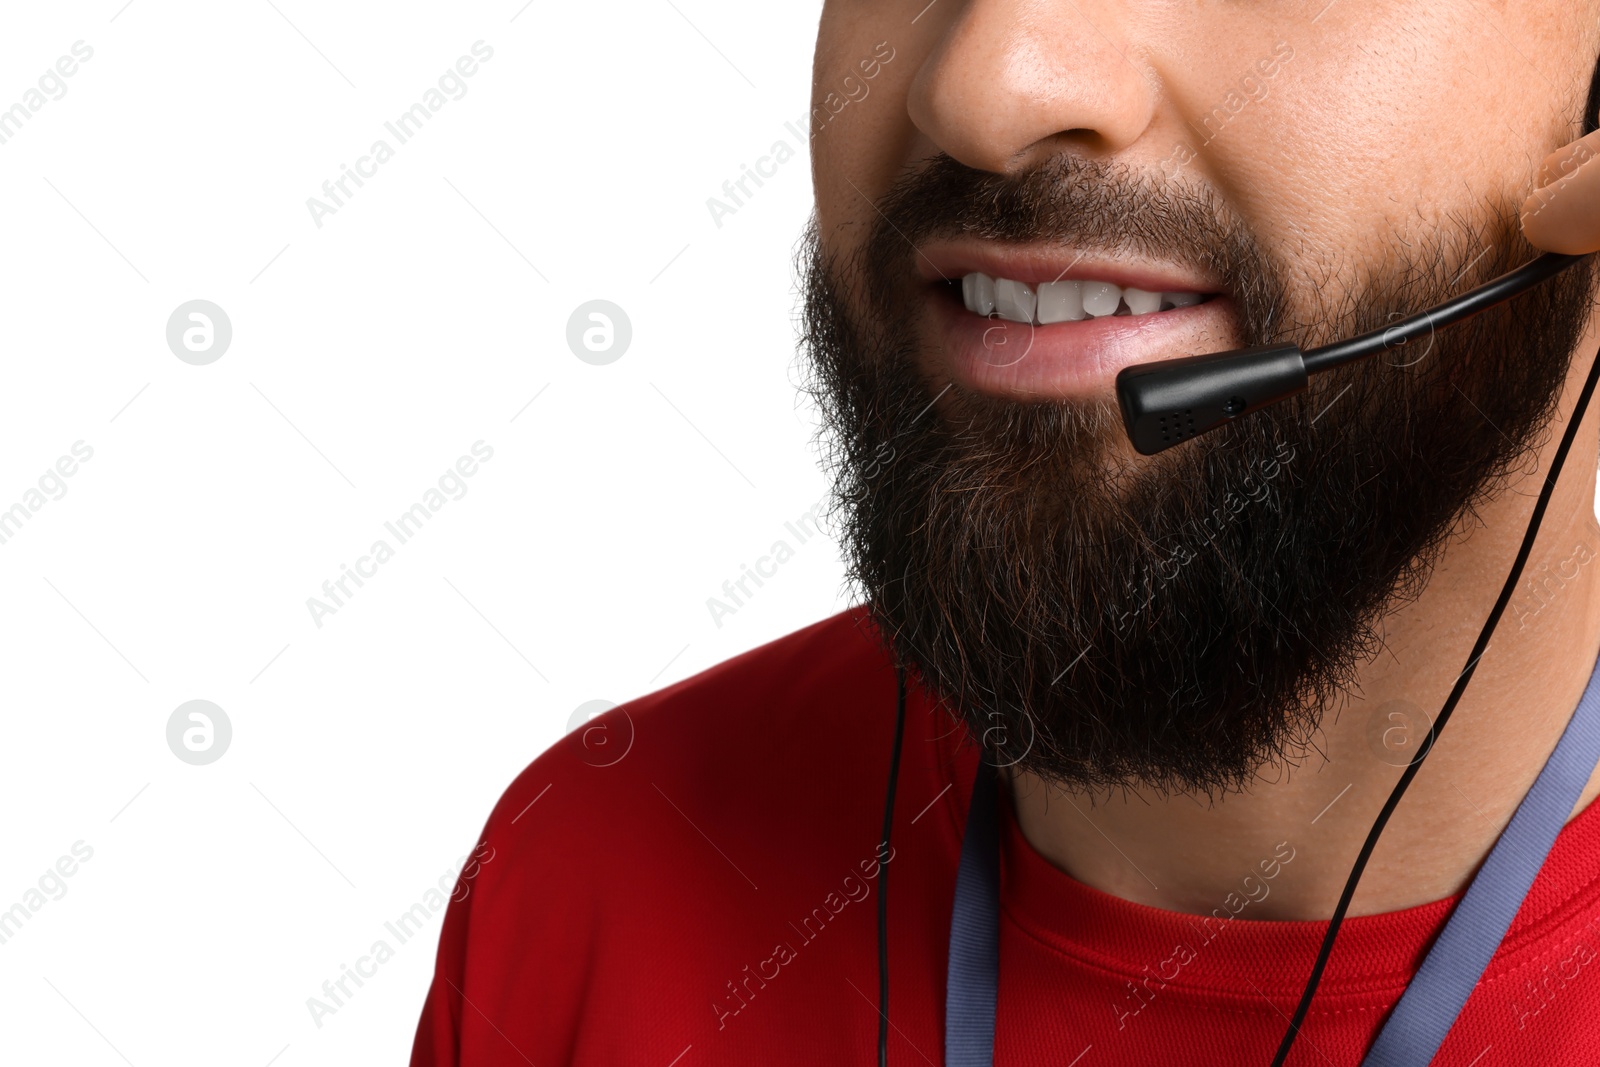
left=0, top=2, right=845, bottom=1063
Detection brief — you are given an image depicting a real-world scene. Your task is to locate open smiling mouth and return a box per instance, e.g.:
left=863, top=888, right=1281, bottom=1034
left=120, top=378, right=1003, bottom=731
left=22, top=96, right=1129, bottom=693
left=951, top=271, right=1216, bottom=324
left=913, top=253, right=1237, bottom=399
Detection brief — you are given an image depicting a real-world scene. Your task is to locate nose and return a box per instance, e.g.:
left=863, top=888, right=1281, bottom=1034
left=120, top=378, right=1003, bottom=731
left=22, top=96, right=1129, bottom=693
left=906, top=0, right=1159, bottom=175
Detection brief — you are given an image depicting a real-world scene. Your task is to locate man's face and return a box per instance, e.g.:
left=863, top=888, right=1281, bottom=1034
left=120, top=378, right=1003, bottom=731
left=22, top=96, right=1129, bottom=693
left=802, top=2, right=1600, bottom=794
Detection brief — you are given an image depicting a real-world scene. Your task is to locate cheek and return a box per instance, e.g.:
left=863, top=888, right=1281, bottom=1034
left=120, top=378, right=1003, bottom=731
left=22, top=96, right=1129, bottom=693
left=1219, top=10, right=1570, bottom=271
left=1148, top=5, right=1584, bottom=311
left=812, top=6, right=928, bottom=251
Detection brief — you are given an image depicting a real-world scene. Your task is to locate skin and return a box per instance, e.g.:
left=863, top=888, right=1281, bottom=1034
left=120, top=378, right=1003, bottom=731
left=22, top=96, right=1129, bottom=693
left=1525, top=125, right=1600, bottom=254
left=812, top=1, right=1600, bottom=917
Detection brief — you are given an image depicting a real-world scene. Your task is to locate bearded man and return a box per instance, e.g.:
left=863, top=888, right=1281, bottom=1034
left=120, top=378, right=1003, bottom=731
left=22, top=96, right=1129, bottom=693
left=412, top=4, right=1600, bottom=1063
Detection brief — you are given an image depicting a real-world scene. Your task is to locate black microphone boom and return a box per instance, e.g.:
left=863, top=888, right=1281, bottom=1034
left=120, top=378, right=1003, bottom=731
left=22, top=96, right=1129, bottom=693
left=1115, top=251, right=1590, bottom=455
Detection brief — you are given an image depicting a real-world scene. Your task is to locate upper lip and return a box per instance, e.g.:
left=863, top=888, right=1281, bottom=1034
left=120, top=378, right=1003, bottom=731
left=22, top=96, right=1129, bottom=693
left=915, top=240, right=1227, bottom=296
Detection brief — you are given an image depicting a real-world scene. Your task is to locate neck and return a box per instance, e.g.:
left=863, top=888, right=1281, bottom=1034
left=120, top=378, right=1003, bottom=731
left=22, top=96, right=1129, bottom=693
left=1010, top=325, right=1600, bottom=920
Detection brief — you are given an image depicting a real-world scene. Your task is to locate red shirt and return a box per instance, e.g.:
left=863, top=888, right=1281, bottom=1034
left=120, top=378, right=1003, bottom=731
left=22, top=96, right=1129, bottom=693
left=410, top=608, right=1600, bottom=1065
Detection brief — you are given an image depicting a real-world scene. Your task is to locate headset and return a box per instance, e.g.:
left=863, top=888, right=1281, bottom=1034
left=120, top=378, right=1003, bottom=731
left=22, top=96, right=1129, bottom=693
left=875, top=70, right=1600, bottom=1067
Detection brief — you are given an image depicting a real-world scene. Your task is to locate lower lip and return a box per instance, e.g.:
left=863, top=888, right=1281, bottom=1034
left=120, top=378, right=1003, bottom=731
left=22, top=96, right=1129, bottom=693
left=927, top=285, right=1239, bottom=399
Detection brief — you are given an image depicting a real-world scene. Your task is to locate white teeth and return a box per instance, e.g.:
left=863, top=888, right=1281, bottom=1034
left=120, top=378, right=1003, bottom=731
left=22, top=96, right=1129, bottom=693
left=962, top=272, right=996, bottom=316
left=958, top=272, right=1205, bottom=323
left=1036, top=280, right=1085, bottom=323
left=1081, top=281, right=1122, bottom=317
left=1123, top=287, right=1161, bottom=315
left=993, top=277, right=1036, bottom=323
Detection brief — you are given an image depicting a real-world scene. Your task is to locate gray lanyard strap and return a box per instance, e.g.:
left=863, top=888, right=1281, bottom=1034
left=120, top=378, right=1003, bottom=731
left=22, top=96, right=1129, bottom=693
left=1364, top=645, right=1600, bottom=1064
left=944, top=647, right=1600, bottom=1067
left=945, top=754, right=1001, bottom=1067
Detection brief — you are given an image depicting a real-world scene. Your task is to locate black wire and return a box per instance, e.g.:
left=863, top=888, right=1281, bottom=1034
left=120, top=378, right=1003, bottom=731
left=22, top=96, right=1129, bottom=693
left=1301, top=254, right=1586, bottom=374
left=1585, top=54, right=1600, bottom=141
left=1269, top=338, right=1600, bottom=1066
left=1304, top=58, right=1599, bottom=381
left=1278, top=55, right=1600, bottom=1063
left=879, top=665, right=908, bottom=1067
left=1301, top=64, right=1599, bottom=379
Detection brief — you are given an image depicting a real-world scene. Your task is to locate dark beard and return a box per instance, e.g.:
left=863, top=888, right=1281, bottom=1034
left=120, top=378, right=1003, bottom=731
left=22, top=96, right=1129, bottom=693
left=800, top=153, right=1597, bottom=797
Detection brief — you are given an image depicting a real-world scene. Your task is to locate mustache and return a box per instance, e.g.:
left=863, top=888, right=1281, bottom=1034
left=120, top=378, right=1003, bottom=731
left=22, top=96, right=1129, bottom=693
left=856, top=153, right=1568, bottom=379
left=862, top=153, right=1280, bottom=312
